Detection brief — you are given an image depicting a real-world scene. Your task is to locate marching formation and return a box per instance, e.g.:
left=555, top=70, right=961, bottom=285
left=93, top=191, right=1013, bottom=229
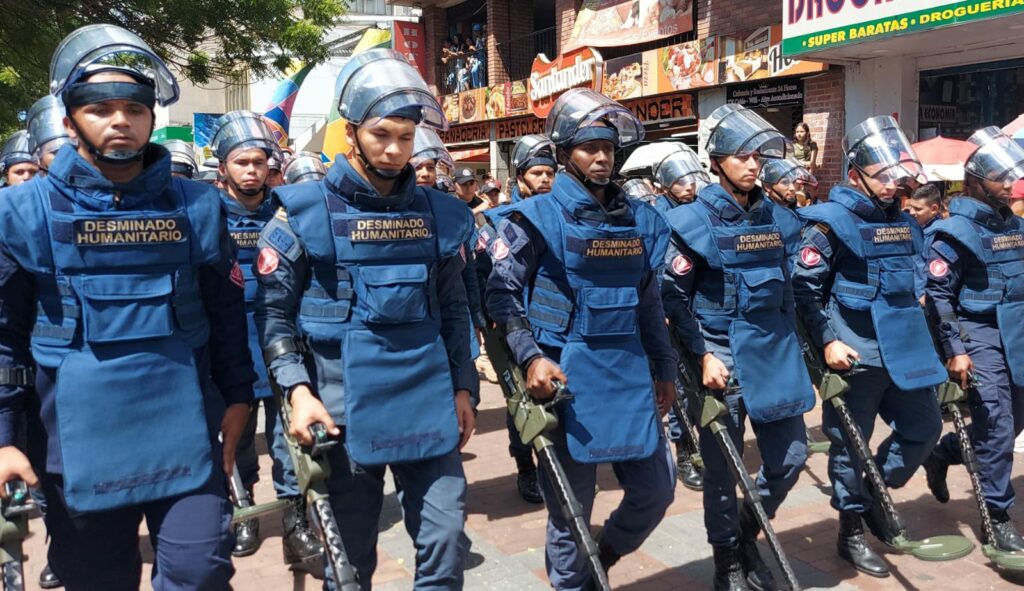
left=0, top=22, right=1020, bottom=591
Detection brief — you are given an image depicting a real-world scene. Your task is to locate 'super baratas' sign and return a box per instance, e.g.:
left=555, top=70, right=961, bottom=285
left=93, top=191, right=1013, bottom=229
left=782, top=0, right=1024, bottom=56
left=528, top=47, right=603, bottom=118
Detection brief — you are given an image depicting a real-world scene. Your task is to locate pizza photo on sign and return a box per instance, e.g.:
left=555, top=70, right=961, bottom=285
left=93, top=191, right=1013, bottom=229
left=485, top=84, right=506, bottom=119
left=603, top=55, right=644, bottom=100
left=657, top=39, right=716, bottom=92
left=443, top=94, right=460, bottom=124
left=567, top=0, right=693, bottom=50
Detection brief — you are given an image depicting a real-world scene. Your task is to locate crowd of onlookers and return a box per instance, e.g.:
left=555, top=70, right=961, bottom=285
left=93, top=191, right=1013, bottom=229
left=441, top=23, right=488, bottom=94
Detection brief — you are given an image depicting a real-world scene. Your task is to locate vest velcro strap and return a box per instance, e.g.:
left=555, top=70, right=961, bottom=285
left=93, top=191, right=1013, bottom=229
left=0, top=367, right=34, bottom=386
left=299, top=302, right=351, bottom=318
left=530, top=289, right=572, bottom=313
left=833, top=283, right=878, bottom=299
left=304, top=285, right=354, bottom=301
left=262, top=337, right=308, bottom=366
left=32, top=323, right=75, bottom=341
left=534, top=276, right=563, bottom=295
left=527, top=307, right=569, bottom=328
left=502, top=318, right=532, bottom=334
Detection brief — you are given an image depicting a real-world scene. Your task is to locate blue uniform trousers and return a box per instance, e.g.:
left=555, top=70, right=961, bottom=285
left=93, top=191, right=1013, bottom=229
left=537, top=429, right=675, bottom=591
left=43, top=471, right=234, bottom=591
left=324, top=446, right=470, bottom=591
left=700, top=392, right=807, bottom=546
left=823, top=366, right=942, bottom=512
left=236, top=395, right=300, bottom=498
left=934, top=338, right=1024, bottom=511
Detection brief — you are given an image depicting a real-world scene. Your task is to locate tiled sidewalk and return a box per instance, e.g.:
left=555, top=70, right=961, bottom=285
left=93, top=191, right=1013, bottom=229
left=19, top=381, right=1024, bottom=589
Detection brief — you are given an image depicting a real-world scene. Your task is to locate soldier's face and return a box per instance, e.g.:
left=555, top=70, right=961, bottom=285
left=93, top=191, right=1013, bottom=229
left=903, top=198, right=939, bottom=226
left=569, top=140, right=614, bottom=181
left=521, top=165, right=554, bottom=195
left=669, top=180, right=696, bottom=203
left=267, top=168, right=285, bottom=188
left=350, top=117, right=416, bottom=177
left=65, top=72, right=152, bottom=159
left=221, top=148, right=269, bottom=193
left=5, top=162, right=39, bottom=186
left=717, top=153, right=761, bottom=193
left=415, top=160, right=438, bottom=186
left=771, top=181, right=797, bottom=204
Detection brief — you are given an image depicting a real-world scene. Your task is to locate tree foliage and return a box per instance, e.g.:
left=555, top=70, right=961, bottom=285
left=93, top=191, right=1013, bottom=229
left=0, top=0, right=345, bottom=130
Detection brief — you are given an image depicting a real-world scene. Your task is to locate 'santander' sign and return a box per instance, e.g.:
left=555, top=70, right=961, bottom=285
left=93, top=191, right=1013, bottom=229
left=782, top=0, right=1024, bottom=57
left=528, top=47, right=603, bottom=118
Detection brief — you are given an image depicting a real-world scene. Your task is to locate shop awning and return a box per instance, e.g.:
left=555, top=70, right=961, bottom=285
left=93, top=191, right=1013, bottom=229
left=450, top=147, right=489, bottom=162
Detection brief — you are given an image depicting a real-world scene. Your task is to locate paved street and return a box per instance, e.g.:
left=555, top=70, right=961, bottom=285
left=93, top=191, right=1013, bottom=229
left=18, top=379, right=1024, bottom=590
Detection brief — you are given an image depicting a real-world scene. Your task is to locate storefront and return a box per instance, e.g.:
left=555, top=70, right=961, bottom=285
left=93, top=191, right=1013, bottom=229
left=783, top=0, right=1024, bottom=142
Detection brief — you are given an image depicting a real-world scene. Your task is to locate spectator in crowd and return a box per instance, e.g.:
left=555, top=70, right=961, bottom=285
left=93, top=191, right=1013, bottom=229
left=453, top=33, right=470, bottom=92
left=441, top=36, right=457, bottom=93
left=454, top=168, right=489, bottom=215
left=903, top=182, right=945, bottom=229
left=480, top=180, right=501, bottom=207
left=792, top=121, right=818, bottom=173
left=469, top=24, right=487, bottom=89
left=794, top=188, right=816, bottom=208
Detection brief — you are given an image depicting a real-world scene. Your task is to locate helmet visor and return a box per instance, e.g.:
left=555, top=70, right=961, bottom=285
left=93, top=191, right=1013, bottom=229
left=965, top=126, right=1024, bottom=184
left=412, top=128, right=454, bottom=169
left=284, top=154, right=328, bottom=184
left=1, top=131, right=36, bottom=168
left=512, top=134, right=556, bottom=170
left=844, top=116, right=926, bottom=185
left=760, top=158, right=818, bottom=189
left=50, top=24, right=178, bottom=106
left=336, top=49, right=446, bottom=130
left=162, top=139, right=197, bottom=170
left=654, top=148, right=707, bottom=187
left=27, top=95, right=70, bottom=155
left=211, top=112, right=278, bottom=161
left=705, top=105, right=786, bottom=158
left=546, top=89, right=644, bottom=147
left=621, top=179, right=656, bottom=202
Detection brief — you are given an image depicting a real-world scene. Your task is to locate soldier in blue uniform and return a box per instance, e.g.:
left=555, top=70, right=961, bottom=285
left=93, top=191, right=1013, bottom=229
left=26, top=94, right=75, bottom=175
left=158, top=139, right=198, bottom=180
left=759, top=157, right=817, bottom=212
left=283, top=152, right=328, bottom=185
left=903, top=183, right=944, bottom=231
left=661, top=104, right=814, bottom=591
left=921, top=127, right=1024, bottom=550
left=791, top=116, right=947, bottom=578
left=0, top=131, right=40, bottom=186
left=621, top=178, right=658, bottom=205
left=0, top=24, right=255, bottom=590
left=652, top=144, right=709, bottom=213
left=253, top=49, right=476, bottom=590
left=211, top=110, right=323, bottom=567
left=486, top=89, right=676, bottom=590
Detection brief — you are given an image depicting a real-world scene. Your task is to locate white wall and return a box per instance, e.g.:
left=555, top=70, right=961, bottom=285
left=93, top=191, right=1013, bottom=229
left=844, top=56, right=919, bottom=142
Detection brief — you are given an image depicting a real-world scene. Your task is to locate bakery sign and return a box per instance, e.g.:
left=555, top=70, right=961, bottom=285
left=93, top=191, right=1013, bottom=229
left=528, top=47, right=604, bottom=118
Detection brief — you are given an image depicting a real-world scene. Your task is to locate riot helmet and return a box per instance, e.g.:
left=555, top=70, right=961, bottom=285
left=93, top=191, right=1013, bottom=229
left=435, top=173, right=456, bottom=194
left=843, top=116, right=926, bottom=204
left=0, top=131, right=37, bottom=174
left=759, top=157, right=818, bottom=207
left=621, top=178, right=658, bottom=205
left=511, top=134, right=556, bottom=174
left=336, top=49, right=446, bottom=130
left=211, top=111, right=278, bottom=162
left=284, top=152, right=328, bottom=184
left=546, top=89, right=643, bottom=149
left=26, top=95, right=74, bottom=162
left=963, top=126, right=1024, bottom=205
left=410, top=127, right=454, bottom=170
left=157, top=139, right=197, bottom=179
left=699, top=104, right=787, bottom=160
left=653, top=145, right=710, bottom=204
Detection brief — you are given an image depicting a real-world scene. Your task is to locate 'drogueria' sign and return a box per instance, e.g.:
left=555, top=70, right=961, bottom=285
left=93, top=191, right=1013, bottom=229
left=782, top=0, right=1024, bottom=56
left=528, top=47, right=603, bottom=118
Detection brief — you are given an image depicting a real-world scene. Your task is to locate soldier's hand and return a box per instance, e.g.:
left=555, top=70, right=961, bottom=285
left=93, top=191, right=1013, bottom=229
left=824, top=340, right=860, bottom=371
left=654, top=381, right=674, bottom=417
left=947, top=354, right=974, bottom=390
left=455, top=389, right=476, bottom=449
left=290, top=386, right=341, bottom=446
left=526, top=357, right=566, bottom=401
left=0, top=447, right=37, bottom=494
left=220, top=403, right=251, bottom=478
left=701, top=353, right=730, bottom=390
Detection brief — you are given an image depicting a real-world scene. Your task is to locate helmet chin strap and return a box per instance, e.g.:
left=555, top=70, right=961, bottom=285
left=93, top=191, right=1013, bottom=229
left=712, top=159, right=751, bottom=202
left=564, top=157, right=609, bottom=190
left=353, top=131, right=402, bottom=180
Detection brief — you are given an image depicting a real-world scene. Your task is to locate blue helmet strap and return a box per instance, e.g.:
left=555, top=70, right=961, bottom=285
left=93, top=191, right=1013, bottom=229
left=352, top=127, right=403, bottom=180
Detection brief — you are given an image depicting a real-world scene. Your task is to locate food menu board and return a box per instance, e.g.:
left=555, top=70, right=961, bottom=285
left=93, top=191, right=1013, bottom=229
left=506, top=81, right=529, bottom=116
left=718, top=25, right=827, bottom=84
left=485, top=84, right=506, bottom=120
left=443, top=94, right=460, bottom=124
left=566, top=0, right=695, bottom=51
left=648, top=38, right=717, bottom=94
left=603, top=54, right=645, bottom=101
left=460, top=88, right=486, bottom=123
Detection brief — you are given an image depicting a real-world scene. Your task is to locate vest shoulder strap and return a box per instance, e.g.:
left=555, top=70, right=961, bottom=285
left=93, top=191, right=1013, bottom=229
left=276, top=182, right=335, bottom=262
left=798, top=202, right=865, bottom=258
left=178, top=178, right=224, bottom=265
left=630, top=200, right=669, bottom=272
left=931, top=215, right=987, bottom=262
left=666, top=203, right=721, bottom=269
left=421, top=187, right=474, bottom=259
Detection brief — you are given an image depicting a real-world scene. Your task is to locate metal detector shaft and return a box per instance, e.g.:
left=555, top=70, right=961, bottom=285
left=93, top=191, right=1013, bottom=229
left=673, top=339, right=801, bottom=591
left=671, top=395, right=703, bottom=469
left=946, top=394, right=996, bottom=544
left=0, top=482, right=28, bottom=591
left=489, top=324, right=611, bottom=591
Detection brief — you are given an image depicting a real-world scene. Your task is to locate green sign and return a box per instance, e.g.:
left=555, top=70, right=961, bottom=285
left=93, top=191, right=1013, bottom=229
left=150, top=126, right=193, bottom=143
left=783, top=0, right=1024, bottom=56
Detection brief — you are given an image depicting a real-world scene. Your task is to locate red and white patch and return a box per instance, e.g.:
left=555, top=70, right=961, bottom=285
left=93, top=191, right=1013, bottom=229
left=230, top=260, right=245, bottom=289
left=800, top=247, right=823, bottom=267
left=491, top=238, right=510, bottom=260
left=929, top=258, right=949, bottom=278
left=671, top=254, right=693, bottom=276
left=257, top=247, right=280, bottom=276
left=476, top=232, right=490, bottom=252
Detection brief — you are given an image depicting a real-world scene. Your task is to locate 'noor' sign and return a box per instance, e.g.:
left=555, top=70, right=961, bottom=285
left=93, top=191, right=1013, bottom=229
left=783, top=0, right=1024, bottom=56
left=528, top=47, right=603, bottom=118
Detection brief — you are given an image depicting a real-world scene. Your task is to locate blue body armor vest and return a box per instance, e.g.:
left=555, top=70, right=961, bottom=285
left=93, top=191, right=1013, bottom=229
left=798, top=187, right=946, bottom=391
left=0, top=147, right=221, bottom=512
left=665, top=186, right=814, bottom=423
left=763, top=198, right=803, bottom=262
left=276, top=165, right=472, bottom=465
left=928, top=197, right=1024, bottom=386
left=514, top=174, right=668, bottom=463
left=224, top=196, right=275, bottom=399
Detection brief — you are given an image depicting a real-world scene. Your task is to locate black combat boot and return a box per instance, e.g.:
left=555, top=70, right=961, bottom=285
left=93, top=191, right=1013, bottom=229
left=514, top=453, right=543, bottom=504
left=713, top=544, right=752, bottom=591
left=737, top=504, right=775, bottom=591
left=675, top=441, right=703, bottom=492
left=232, top=487, right=260, bottom=557
left=923, top=452, right=950, bottom=503
left=837, top=510, right=889, bottom=578
left=282, top=496, right=325, bottom=578
left=987, top=508, right=1024, bottom=552
left=39, top=563, right=63, bottom=589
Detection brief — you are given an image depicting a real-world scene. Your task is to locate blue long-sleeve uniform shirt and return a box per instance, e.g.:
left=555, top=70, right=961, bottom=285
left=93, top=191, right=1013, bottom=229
left=484, top=192, right=677, bottom=383
left=0, top=147, right=255, bottom=472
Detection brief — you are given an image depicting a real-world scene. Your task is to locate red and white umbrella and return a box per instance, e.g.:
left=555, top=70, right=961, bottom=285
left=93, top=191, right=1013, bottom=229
left=911, top=136, right=970, bottom=182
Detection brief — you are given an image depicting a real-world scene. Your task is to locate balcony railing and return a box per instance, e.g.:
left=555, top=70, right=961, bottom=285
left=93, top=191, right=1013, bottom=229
left=438, top=49, right=487, bottom=95
left=495, top=27, right=556, bottom=82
